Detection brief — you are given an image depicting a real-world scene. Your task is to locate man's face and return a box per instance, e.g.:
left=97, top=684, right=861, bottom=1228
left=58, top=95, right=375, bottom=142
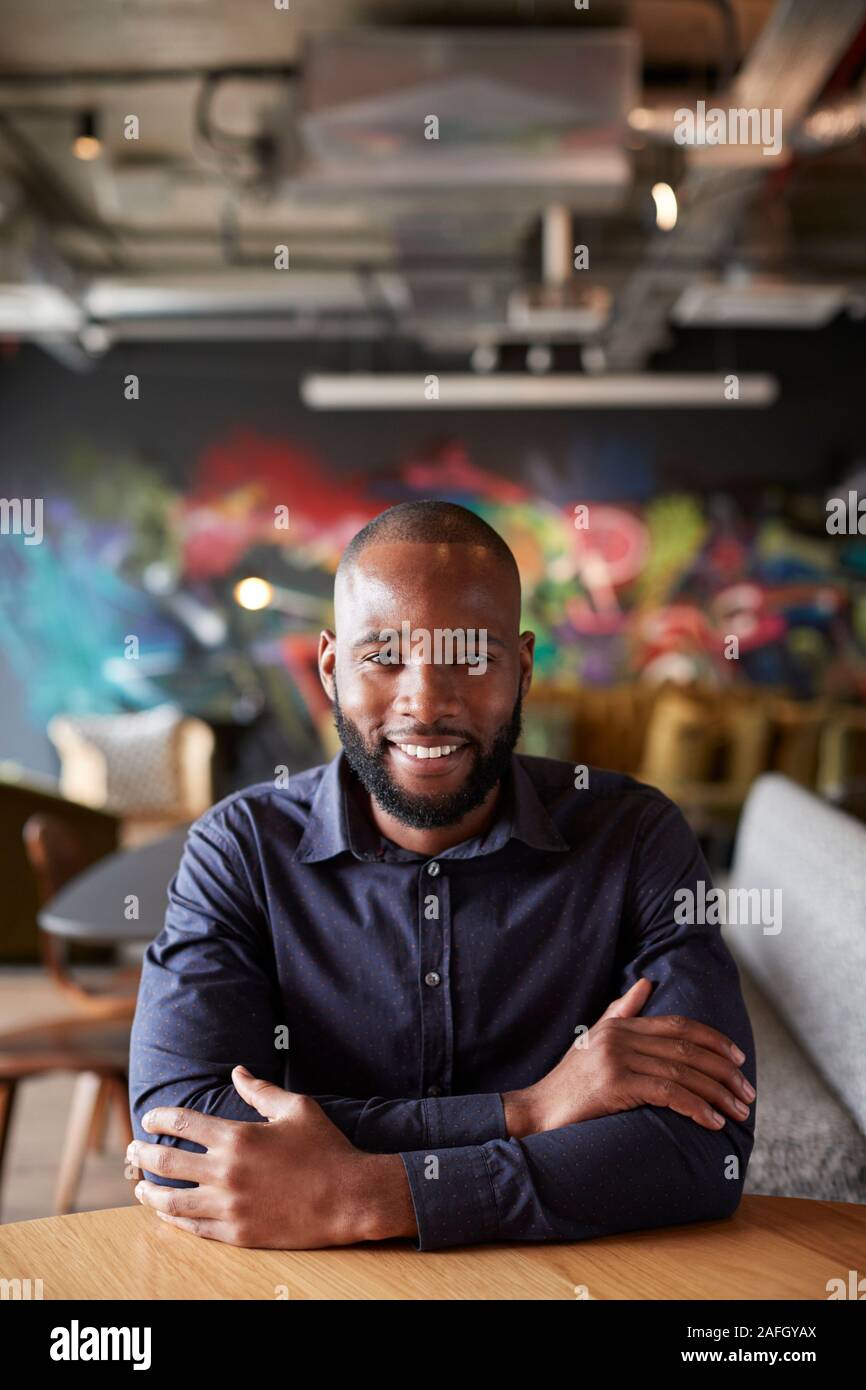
left=319, top=540, right=534, bottom=830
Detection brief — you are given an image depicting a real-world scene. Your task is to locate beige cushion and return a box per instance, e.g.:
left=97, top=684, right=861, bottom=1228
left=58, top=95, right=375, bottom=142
left=48, top=705, right=185, bottom=815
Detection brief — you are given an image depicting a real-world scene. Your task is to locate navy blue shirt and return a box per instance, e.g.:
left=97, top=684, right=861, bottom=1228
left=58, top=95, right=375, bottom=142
left=129, top=750, right=756, bottom=1251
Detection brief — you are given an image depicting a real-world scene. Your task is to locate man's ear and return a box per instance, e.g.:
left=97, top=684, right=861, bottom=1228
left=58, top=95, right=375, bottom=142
left=518, top=630, right=535, bottom=699
left=318, top=629, right=337, bottom=700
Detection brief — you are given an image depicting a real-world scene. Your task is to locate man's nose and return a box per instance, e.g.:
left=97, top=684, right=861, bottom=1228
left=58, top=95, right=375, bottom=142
left=391, top=659, right=462, bottom=724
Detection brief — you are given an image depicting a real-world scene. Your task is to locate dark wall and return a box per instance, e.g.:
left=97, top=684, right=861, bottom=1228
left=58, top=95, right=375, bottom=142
left=1, top=317, right=864, bottom=774
left=1, top=318, right=865, bottom=497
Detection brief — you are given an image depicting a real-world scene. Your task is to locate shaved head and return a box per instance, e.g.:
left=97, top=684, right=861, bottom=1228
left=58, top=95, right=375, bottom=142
left=336, top=500, right=521, bottom=622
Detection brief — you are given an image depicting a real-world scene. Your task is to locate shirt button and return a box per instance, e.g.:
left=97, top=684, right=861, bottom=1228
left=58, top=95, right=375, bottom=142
left=424, top=971, right=441, bottom=988
left=427, top=1085, right=443, bottom=1097
left=427, top=861, right=440, bottom=876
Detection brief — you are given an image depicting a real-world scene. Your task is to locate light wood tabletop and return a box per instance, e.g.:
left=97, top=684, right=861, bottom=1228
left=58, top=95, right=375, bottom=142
left=0, top=1194, right=863, bottom=1300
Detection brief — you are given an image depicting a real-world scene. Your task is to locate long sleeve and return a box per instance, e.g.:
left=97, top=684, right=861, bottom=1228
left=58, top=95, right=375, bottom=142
left=128, top=821, right=507, bottom=1187
left=400, top=796, right=757, bottom=1250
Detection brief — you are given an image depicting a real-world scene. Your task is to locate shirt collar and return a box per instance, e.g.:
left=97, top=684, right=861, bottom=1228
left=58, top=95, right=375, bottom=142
left=295, top=748, right=568, bottom=863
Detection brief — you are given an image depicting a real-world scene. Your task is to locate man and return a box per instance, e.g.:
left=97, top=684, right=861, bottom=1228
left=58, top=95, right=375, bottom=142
left=128, top=500, right=756, bottom=1251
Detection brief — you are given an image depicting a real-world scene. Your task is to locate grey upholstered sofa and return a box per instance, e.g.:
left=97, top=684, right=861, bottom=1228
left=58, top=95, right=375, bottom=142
left=720, top=774, right=866, bottom=1204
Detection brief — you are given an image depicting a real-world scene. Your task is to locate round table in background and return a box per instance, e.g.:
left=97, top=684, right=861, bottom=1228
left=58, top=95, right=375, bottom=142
left=37, top=826, right=190, bottom=946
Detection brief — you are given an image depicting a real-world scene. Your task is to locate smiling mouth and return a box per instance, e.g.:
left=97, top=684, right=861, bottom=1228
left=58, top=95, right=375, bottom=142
left=390, top=742, right=463, bottom=760
left=385, top=738, right=472, bottom=772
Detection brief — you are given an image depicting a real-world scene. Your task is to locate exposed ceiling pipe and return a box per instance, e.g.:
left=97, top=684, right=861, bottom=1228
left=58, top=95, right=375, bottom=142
left=0, top=65, right=297, bottom=86
left=795, top=80, right=866, bottom=151
left=630, top=73, right=866, bottom=154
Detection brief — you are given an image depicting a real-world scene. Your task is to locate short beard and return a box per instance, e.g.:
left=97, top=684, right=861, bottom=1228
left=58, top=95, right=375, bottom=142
left=332, top=682, right=523, bottom=830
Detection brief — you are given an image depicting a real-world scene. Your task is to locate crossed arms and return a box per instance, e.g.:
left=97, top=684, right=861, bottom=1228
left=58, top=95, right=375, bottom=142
left=128, top=809, right=756, bottom=1251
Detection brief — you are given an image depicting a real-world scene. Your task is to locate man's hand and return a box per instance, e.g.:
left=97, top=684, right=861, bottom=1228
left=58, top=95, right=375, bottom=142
left=128, top=1066, right=416, bottom=1248
left=502, top=977, right=755, bottom=1139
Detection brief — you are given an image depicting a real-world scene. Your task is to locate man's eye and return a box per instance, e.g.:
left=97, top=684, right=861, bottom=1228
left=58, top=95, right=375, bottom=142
left=364, top=652, right=385, bottom=663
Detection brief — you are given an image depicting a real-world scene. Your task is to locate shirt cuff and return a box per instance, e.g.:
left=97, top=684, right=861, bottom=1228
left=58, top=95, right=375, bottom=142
left=400, top=1144, right=500, bottom=1250
left=422, top=1092, right=507, bottom=1149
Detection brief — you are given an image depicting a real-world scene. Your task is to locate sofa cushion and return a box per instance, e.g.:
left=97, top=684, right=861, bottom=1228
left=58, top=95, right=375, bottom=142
left=727, top=773, right=866, bottom=1135
left=737, top=968, right=866, bottom=1204
left=48, top=705, right=183, bottom=815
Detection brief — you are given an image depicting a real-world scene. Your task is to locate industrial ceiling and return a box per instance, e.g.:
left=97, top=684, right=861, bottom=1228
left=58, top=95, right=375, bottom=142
left=1, top=0, right=865, bottom=379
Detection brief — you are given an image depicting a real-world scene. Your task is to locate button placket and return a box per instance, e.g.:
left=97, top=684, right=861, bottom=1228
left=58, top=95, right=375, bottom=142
left=417, top=861, right=452, bottom=1098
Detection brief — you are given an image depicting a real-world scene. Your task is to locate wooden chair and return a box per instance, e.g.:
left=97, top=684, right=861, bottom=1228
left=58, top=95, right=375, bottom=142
left=0, top=1017, right=133, bottom=1216
left=0, top=772, right=119, bottom=962
left=0, top=815, right=138, bottom=1217
left=23, top=813, right=140, bottom=1019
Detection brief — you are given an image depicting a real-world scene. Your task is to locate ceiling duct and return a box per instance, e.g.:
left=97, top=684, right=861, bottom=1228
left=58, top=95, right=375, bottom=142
left=673, top=277, right=849, bottom=328
left=294, top=29, right=638, bottom=212
left=83, top=270, right=410, bottom=319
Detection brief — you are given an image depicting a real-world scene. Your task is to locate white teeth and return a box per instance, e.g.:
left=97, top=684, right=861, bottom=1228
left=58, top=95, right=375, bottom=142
left=395, top=743, right=459, bottom=759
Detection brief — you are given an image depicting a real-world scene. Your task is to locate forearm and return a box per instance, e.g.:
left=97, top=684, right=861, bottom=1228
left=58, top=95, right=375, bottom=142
left=400, top=1101, right=755, bottom=1250
left=313, top=1090, right=508, bottom=1152
left=130, top=1062, right=510, bottom=1199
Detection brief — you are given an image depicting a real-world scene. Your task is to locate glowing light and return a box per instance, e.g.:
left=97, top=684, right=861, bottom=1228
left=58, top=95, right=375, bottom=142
left=73, top=111, right=102, bottom=161
left=234, top=577, right=274, bottom=611
left=651, top=182, right=678, bottom=232
left=73, top=135, right=102, bottom=160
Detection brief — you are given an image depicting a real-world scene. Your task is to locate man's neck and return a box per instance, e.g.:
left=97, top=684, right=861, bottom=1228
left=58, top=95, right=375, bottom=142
left=364, top=781, right=503, bottom=856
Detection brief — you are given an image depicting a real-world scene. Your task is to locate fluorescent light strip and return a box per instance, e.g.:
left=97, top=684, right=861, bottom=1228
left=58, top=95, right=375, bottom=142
left=301, top=373, right=779, bottom=409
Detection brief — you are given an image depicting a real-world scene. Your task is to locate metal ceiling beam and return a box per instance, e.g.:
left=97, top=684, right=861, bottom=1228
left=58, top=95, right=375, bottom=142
left=601, top=0, right=866, bottom=369
left=726, top=0, right=866, bottom=115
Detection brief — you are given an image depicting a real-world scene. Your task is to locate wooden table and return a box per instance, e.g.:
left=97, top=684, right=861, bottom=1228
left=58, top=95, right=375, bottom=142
left=1, top=1195, right=863, bottom=1300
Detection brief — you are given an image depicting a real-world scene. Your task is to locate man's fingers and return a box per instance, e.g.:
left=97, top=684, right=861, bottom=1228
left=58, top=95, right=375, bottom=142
left=154, top=1211, right=236, bottom=1242
left=141, top=1106, right=233, bottom=1147
left=135, top=1178, right=218, bottom=1218
left=128, top=1140, right=212, bottom=1184
left=231, top=1065, right=295, bottom=1120
left=625, top=1055, right=753, bottom=1124
left=614, top=1014, right=746, bottom=1063
left=599, top=977, right=653, bottom=1022
left=631, top=1074, right=730, bottom=1131
left=627, top=1034, right=755, bottom=1103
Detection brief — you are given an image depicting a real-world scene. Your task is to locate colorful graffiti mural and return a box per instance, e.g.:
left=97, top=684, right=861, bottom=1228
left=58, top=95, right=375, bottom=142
left=1, top=430, right=865, bottom=736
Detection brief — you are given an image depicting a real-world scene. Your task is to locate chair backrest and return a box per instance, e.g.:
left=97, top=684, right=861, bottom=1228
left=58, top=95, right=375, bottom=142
left=23, top=813, right=100, bottom=905
left=728, top=773, right=866, bottom=1132
left=22, top=812, right=118, bottom=994
left=0, top=780, right=119, bottom=963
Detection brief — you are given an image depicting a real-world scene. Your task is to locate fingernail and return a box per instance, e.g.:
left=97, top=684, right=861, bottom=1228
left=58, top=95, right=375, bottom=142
left=735, top=1100, right=750, bottom=1117
left=731, top=1046, right=746, bottom=1064
left=712, top=1110, right=726, bottom=1126
left=742, top=1080, right=756, bottom=1100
